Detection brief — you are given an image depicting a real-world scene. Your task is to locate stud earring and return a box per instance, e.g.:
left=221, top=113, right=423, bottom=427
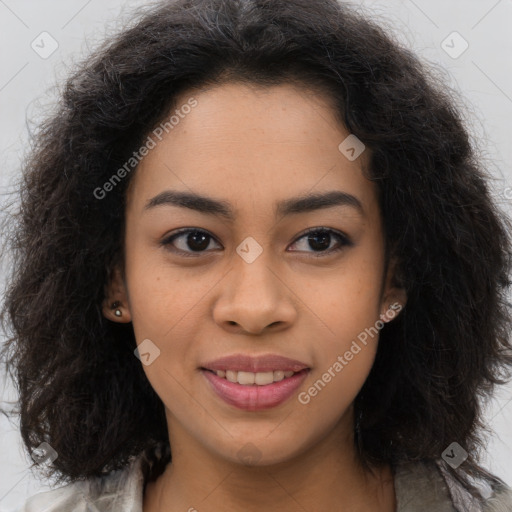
left=112, top=301, right=122, bottom=317
left=380, top=302, right=402, bottom=321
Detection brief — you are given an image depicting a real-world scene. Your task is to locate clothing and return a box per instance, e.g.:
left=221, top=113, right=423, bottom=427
left=17, top=451, right=512, bottom=512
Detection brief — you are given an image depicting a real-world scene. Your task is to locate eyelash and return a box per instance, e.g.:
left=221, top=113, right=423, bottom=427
left=160, top=227, right=353, bottom=258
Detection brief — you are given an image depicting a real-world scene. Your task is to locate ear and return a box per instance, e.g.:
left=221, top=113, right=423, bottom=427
left=379, top=257, right=407, bottom=323
left=102, top=265, right=132, bottom=323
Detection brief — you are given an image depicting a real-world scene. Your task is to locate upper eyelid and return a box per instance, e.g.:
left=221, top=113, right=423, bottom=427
left=162, top=226, right=351, bottom=250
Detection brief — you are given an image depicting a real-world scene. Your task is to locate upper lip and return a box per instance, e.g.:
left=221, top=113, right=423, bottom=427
left=201, top=354, right=309, bottom=373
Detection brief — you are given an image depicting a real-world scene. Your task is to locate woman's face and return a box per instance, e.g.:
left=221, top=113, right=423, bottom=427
left=107, top=82, right=405, bottom=466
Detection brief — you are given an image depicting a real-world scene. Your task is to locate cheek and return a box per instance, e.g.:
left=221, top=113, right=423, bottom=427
left=296, top=343, right=376, bottom=432
left=124, top=238, right=207, bottom=339
left=124, top=258, right=204, bottom=414
left=299, top=272, right=383, bottom=417
left=297, top=249, right=385, bottom=409
left=308, top=253, right=385, bottom=343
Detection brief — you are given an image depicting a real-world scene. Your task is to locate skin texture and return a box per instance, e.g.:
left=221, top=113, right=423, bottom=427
left=103, top=82, right=406, bottom=511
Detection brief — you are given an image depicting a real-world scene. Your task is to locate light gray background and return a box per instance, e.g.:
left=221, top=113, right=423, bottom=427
left=1, top=0, right=511, bottom=510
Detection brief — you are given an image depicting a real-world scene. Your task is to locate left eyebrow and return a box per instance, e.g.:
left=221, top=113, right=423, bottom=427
left=144, top=190, right=365, bottom=220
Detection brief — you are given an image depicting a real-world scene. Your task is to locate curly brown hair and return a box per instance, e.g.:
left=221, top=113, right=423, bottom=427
left=1, top=0, right=511, bottom=501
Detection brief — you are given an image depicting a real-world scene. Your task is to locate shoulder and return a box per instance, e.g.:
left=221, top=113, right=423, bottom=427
left=393, top=458, right=512, bottom=512
left=481, top=483, right=512, bottom=512
left=16, top=455, right=145, bottom=512
left=439, top=461, right=512, bottom=512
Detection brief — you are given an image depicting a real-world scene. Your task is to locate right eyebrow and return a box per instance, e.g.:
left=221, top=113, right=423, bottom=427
left=144, top=189, right=366, bottom=220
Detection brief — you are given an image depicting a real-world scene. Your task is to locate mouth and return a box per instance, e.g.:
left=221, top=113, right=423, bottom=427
left=199, top=354, right=310, bottom=411
left=200, top=353, right=309, bottom=374
left=201, top=368, right=299, bottom=385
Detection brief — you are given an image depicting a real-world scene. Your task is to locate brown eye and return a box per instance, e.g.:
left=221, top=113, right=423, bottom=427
left=161, top=229, right=221, bottom=256
left=288, top=228, right=352, bottom=257
left=161, top=227, right=352, bottom=258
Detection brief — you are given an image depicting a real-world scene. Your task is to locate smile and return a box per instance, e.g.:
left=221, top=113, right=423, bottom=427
left=201, top=368, right=310, bottom=411
left=207, top=369, right=296, bottom=385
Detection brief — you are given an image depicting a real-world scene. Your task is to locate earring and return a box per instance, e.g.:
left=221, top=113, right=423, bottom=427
left=112, top=301, right=122, bottom=317
left=380, top=302, right=402, bottom=321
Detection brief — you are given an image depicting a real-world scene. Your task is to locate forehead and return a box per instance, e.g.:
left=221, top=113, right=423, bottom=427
left=127, top=82, right=379, bottom=220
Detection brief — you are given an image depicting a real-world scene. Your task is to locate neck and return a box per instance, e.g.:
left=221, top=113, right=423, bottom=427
left=143, top=411, right=396, bottom=511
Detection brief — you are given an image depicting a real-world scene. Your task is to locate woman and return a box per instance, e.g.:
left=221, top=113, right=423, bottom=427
left=2, top=0, right=512, bottom=510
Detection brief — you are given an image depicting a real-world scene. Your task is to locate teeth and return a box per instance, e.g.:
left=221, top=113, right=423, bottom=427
left=238, top=371, right=256, bottom=385
left=226, top=370, right=237, bottom=383
left=273, top=370, right=285, bottom=382
left=214, top=369, right=298, bottom=385
left=254, top=372, right=274, bottom=385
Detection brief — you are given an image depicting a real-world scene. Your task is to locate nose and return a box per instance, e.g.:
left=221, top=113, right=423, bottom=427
left=212, top=251, right=298, bottom=336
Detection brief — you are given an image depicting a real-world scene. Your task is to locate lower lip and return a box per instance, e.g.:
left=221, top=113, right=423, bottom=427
left=201, top=369, right=309, bottom=411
